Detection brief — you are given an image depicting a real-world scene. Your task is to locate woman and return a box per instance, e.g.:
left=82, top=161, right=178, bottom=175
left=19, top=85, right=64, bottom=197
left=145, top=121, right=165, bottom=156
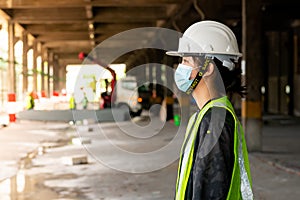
left=167, top=21, right=253, bottom=200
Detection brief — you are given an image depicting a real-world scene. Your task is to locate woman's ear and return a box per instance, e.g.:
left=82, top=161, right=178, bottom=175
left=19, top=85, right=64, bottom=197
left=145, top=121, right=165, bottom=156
left=203, top=62, right=215, bottom=77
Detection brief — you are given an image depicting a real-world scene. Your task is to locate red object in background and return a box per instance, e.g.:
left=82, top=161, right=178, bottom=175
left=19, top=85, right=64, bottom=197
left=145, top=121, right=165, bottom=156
left=41, top=90, right=47, bottom=98
left=8, top=114, right=16, bottom=122
left=53, top=91, right=59, bottom=96
left=78, top=52, right=86, bottom=60
left=7, top=93, right=16, bottom=122
left=8, top=93, right=16, bottom=102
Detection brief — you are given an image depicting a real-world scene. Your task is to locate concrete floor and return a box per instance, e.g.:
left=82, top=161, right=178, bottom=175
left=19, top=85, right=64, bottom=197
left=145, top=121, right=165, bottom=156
left=0, top=114, right=300, bottom=199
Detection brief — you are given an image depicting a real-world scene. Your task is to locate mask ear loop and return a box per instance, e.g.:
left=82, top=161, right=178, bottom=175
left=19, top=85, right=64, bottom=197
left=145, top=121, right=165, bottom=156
left=186, top=57, right=212, bottom=95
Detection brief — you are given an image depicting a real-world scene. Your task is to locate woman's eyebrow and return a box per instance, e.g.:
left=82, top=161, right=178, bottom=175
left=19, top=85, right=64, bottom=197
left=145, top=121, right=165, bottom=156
left=182, top=58, right=190, bottom=63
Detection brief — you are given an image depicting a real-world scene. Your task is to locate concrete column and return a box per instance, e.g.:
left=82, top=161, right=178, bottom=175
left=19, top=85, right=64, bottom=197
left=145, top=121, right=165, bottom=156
left=156, top=64, right=164, bottom=98
left=149, top=63, right=153, bottom=86
left=47, top=51, right=53, bottom=97
left=148, top=62, right=154, bottom=100
left=139, top=53, right=148, bottom=85
left=242, top=0, right=263, bottom=151
left=36, top=42, right=43, bottom=93
left=165, top=56, right=175, bottom=121
left=293, top=33, right=300, bottom=116
left=32, top=41, right=38, bottom=92
left=58, top=63, right=65, bottom=91
left=52, top=54, right=60, bottom=92
left=7, top=20, right=16, bottom=93
left=22, top=31, right=28, bottom=95
left=42, top=50, right=48, bottom=97
left=41, top=49, right=45, bottom=93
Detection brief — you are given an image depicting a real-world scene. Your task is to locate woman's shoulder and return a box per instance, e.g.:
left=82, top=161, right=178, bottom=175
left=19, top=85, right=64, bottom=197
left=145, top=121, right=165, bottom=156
left=201, top=106, right=235, bottom=125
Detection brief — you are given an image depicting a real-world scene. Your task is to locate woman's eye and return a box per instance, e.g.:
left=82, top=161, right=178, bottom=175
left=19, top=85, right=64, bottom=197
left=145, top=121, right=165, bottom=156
left=184, top=60, right=190, bottom=64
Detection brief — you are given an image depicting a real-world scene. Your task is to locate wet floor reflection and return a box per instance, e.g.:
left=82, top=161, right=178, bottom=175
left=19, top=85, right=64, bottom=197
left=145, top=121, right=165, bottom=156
left=0, top=144, right=64, bottom=200
left=0, top=169, right=59, bottom=200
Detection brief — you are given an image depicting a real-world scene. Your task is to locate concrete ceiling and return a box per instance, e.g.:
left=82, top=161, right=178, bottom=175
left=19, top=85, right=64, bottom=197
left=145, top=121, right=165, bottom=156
left=0, top=0, right=299, bottom=67
left=0, top=0, right=188, bottom=66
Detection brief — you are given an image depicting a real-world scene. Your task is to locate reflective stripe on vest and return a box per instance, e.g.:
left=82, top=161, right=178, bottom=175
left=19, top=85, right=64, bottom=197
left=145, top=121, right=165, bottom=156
left=175, top=96, right=253, bottom=200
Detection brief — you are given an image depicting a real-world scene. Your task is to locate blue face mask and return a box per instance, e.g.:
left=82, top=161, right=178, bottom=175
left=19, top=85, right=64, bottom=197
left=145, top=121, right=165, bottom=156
left=174, top=64, right=195, bottom=92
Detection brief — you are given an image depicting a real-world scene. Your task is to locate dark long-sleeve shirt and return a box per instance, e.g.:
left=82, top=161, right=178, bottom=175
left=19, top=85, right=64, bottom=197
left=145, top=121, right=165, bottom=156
left=185, top=107, right=235, bottom=200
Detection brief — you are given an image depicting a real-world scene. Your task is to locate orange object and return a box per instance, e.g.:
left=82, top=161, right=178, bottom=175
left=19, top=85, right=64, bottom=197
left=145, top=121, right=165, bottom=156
left=8, top=93, right=16, bottom=102
left=7, top=93, right=16, bottom=122
left=41, top=90, right=47, bottom=98
left=8, top=114, right=16, bottom=122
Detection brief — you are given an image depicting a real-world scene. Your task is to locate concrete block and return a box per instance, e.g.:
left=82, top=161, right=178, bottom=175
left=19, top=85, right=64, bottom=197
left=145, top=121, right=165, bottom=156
left=76, top=126, right=89, bottom=132
left=72, top=137, right=92, bottom=145
left=83, top=119, right=96, bottom=125
left=42, top=142, right=61, bottom=149
left=63, top=155, right=88, bottom=165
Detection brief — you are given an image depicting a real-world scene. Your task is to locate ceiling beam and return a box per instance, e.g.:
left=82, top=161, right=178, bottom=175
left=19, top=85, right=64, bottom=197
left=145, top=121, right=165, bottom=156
left=23, top=23, right=88, bottom=34
left=59, top=58, right=82, bottom=65
left=94, top=23, right=155, bottom=34
left=42, top=43, right=92, bottom=55
left=0, top=0, right=183, bottom=8
left=93, top=7, right=167, bottom=23
left=7, top=7, right=167, bottom=24
left=6, top=8, right=86, bottom=23
left=57, top=52, right=81, bottom=60
left=36, top=32, right=89, bottom=41
left=43, top=40, right=92, bottom=48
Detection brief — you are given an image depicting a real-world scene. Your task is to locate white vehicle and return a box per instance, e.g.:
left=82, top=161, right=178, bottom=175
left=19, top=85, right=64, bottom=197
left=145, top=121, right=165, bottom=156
left=66, top=64, right=142, bottom=115
left=114, top=76, right=142, bottom=116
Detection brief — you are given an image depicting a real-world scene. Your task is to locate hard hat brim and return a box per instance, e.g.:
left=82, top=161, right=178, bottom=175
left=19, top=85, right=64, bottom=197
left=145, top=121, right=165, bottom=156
left=165, top=51, right=180, bottom=56
left=166, top=51, right=242, bottom=58
left=166, top=51, right=205, bottom=57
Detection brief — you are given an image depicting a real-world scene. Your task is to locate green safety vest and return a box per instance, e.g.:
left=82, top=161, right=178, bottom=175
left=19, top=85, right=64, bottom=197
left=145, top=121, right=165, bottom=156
left=69, top=96, right=76, bottom=109
left=175, top=96, right=253, bottom=200
left=26, top=95, right=34, bottom=110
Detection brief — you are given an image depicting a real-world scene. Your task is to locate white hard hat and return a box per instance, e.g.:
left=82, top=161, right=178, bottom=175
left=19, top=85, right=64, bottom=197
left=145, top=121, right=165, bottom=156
left=167, top=20, right=242, bottom=70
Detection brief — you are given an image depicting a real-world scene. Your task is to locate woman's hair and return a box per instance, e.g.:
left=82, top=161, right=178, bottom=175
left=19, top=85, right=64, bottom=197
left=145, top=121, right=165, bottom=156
left=212, top=57, right=246, bottom=97
left=193, top=56, right=247, bottom=98
left=192, top=56, right=246, bottom=97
